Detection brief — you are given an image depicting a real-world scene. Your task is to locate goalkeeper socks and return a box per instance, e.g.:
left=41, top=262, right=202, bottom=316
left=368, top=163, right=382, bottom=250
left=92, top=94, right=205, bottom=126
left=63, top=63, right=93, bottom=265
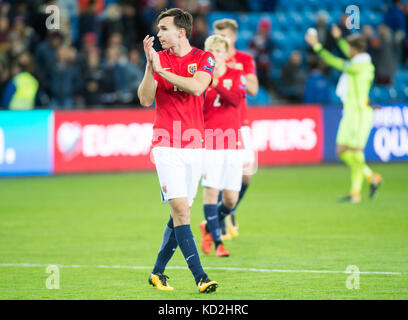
left=340, top=150, right=364, bottom=194
left=218, top=202, right=233, bottom=223
left=351, top=151, right=365, bottom=193
left=203, top=204, right=221, bottom=242
left=152, top=216, right=178, bottom=274
left=174, top=224, right=207, bottom=284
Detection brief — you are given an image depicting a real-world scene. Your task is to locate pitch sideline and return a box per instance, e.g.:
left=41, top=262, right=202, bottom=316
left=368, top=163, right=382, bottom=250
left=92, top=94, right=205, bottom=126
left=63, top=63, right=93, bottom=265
left=0, top=263, right=404, bottom=275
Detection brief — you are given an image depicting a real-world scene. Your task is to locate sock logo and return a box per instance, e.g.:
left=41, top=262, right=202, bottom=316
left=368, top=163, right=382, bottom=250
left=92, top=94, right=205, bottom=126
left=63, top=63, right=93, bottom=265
left=186, top=254, right=195, bottom=261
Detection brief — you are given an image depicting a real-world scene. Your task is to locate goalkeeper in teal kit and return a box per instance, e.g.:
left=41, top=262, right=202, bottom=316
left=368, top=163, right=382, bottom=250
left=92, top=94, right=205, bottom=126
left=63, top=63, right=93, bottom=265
left=305, top=25, right=382, bottom=203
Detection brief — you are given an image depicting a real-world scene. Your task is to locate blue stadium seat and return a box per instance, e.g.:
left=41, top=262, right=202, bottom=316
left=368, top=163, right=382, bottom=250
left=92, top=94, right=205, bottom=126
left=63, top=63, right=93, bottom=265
left=328, top=85, right=342, bottom=104
left=247, top=86, right=272, bottom=106
left=270, top=49, right=287, bottom=66
left=395, top=83, right=408, bottom=101
left=394, top=69, right=408, bottom=86
left=370, top=85, right=396, bottom=104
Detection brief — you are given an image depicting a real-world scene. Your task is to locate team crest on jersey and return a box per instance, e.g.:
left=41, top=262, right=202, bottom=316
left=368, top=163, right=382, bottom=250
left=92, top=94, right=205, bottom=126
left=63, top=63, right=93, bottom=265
left=188, top=63, right=197, bottom=75
left=223, top=79, right=233, bottom=90
left=162, top=185, right=167, bottom=193
left=207, top=56, right=215, bottom=67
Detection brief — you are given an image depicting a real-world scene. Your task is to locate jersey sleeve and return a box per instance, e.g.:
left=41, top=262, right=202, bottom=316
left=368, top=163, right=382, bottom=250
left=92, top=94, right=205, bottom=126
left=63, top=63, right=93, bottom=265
left=198, top=52, right=215, bottom=78
left=313, top=43, right=359, bottom=74
left=214, top=71, right=246, bottom=108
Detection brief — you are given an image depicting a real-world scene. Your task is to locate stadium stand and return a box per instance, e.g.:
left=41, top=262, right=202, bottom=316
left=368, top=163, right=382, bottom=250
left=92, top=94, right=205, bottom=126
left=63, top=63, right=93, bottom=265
left=0, top=0, right=407, bottom=109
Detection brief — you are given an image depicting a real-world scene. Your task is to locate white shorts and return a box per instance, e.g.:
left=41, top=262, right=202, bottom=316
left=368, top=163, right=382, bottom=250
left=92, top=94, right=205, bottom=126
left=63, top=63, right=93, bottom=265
left=241, top=125, right=256, bottom=165
left=201, top=149, right=243, bottom=191
left=152, top=147, right=203, bottom=207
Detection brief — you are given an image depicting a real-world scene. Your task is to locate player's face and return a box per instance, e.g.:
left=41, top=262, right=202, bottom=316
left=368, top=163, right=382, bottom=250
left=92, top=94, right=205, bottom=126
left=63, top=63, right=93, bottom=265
left=207, top=43, right=227, bottom=67
left=157, top=16, right=183, bottom=49
left=214, top=28, right=236, bottom=49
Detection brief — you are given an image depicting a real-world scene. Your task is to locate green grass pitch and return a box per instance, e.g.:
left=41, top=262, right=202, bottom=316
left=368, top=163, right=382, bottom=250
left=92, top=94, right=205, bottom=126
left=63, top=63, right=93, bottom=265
left=0, top=163, right=407, bottom=300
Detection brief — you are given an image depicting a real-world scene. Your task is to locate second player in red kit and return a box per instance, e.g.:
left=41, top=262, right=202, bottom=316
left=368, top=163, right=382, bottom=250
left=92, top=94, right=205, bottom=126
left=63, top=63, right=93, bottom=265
left=200, top=34, right=246, bottom=258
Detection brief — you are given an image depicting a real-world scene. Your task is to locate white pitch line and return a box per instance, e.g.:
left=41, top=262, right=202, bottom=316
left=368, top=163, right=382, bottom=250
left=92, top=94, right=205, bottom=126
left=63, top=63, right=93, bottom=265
left=0, top=263, right=404, bottom=275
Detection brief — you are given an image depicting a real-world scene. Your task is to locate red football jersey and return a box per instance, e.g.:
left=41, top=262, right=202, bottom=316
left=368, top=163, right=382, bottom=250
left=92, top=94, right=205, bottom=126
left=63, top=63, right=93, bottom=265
left=204, top=67, right=246, bottom=150
left=152, top=47, right=215, bottom=148
left=226, top=49, right=257, bottom=127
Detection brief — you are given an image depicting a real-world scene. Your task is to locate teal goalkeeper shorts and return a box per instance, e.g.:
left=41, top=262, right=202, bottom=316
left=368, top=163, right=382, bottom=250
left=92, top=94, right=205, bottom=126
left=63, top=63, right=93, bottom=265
left=336, top=106, right=374, bottom=149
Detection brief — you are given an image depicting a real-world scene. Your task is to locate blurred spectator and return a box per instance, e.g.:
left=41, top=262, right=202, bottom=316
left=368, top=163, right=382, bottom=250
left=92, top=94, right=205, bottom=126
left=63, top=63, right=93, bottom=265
left=280, top=51, right=306, bottom=102
left=82, top=47, right=103, bottom=108
left=142, top=0, right=168, bottom=50
left=376, top=24, right=397, bottom=85
left=120, top=1, right=142, bottom=48
left=100, top=4, right=123, bottom=50
left=107, top=32, right=128, bottom=62
left=190, top=14, right=209, bottom=50
left=79, top=0, right=104, bottom=15
left=57, top=0, right=78, bottom=19
left=100, top=45, right=131, bottom=106
left=2, top=52, right=38, bottom=110
left=314, top=11, right=335, bottom=52
left=385, top=0, right=406, bottom=65
left=0, top=15, right=10, bottom=53
left=142, top=0, right=168, bottom=34
left=303, top=55, right=329, bottom=104
left=385, top=0, right=406, bottom=34
left=249, top=18, right=273, bottom=90
left=194, top=0, right=212, bottom=16
left=0, top=1, right=11, bottom=18
left=338, top=14, right=352, bottom=39
left=214, top=0, right=249, bottom=11
left=8, top=15, right=36, bottom=54
left=49, top=45, right=80, bottom=109
left=78, top=0, right=98, bottom=44
left=402, top=1, right=408, bottom=66
left=362, top=25, right=380, bottom=70
left=77, top=31, right=98, bottom=70
left=34, top=30, right=63, bottom=103
left=126, top=47, right=144, bottom=106
left=0, top=60, right=9, bottom=107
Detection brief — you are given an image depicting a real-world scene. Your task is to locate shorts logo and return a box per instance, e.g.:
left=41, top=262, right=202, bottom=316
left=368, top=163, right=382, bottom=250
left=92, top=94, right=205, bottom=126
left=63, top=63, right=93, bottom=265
left=223, top=79, right=232, bottom=90
left=207, top=56, right=215, bottom=67
left=162, top=185, right=167, bottom=193
left=188, top=63, right=197, bottom=75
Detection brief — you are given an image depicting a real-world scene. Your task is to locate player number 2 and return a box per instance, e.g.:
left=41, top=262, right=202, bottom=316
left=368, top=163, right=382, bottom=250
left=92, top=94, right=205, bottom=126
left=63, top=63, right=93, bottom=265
left=213, top=94, right=221, bottom=107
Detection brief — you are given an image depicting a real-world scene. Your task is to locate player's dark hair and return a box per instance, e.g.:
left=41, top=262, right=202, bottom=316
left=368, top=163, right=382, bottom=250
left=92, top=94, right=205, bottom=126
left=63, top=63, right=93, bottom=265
left=346, top=34, right=367, bottom=53
left=156, top=8, right=193, bottom=39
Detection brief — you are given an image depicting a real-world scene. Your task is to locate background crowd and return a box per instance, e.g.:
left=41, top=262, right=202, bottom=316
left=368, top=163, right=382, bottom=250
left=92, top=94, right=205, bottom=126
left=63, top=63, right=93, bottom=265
left=0, top=0, right=407, bottom=110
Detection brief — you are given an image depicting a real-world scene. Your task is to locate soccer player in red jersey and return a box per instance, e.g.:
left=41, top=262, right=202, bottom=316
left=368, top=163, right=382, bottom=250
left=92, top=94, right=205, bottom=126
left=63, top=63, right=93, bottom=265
left=199, top=34, right=246, bottom=258
left=213, top=19, right=259, bottom=239
left=137, top=8, right=218, bottom=293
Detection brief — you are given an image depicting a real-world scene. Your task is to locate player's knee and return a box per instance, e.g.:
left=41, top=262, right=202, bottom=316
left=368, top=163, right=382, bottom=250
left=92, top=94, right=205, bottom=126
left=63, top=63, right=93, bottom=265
left=169, top=199, right=190, bottom=225
left=223, top=192, right=238, bottom=209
